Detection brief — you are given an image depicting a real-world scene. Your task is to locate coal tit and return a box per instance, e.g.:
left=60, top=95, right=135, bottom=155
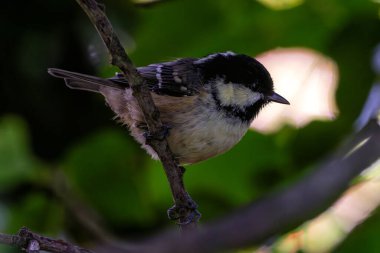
left=48, top=52, right=289, bottom=164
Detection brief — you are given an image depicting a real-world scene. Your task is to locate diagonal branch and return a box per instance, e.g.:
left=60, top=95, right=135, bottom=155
left=74, top=0, right=199, bottom=230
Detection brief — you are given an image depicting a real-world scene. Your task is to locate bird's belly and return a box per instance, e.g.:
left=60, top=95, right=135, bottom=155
left=165, top=109, right=249, bottom=164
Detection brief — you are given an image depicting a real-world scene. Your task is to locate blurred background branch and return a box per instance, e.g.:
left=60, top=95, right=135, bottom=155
left=110, top=111, right=379, bottom=253
left=0, top=108, right=378, bottom=253
left=0, top=0, right=380, bottom=253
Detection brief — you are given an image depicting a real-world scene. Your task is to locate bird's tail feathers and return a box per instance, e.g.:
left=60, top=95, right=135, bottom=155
left=47, top=68, right=126, bottom=93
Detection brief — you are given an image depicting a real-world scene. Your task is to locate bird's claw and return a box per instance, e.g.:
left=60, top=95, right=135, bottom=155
left=144, top=124, right=171, bottom=143
left=167, top=198, right=201, bottom=225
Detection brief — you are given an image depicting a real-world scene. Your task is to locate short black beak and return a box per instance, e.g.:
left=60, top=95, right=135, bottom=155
left=267, top=92, right=290, bottom=105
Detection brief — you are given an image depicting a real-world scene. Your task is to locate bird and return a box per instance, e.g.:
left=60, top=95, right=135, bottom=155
left=48, top=51, right=289, bottom=165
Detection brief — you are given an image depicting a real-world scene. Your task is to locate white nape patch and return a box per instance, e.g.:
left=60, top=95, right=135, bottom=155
left=194, top=51, right=236, bottom=64
left=216, top=80, right=263, bottom=108
left=156, top=64, right=163, bottom=88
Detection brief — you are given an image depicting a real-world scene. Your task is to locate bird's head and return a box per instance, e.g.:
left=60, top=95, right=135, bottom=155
left=195, top=52, right=289, bottom=122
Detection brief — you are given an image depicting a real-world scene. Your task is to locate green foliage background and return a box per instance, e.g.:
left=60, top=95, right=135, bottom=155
left=0, top=0, right=379, bottom=252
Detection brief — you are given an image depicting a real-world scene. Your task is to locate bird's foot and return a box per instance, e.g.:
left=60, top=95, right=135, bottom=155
left=144, top=124, right=171, bottom=143
left=167, top=197, right=201, bottom=225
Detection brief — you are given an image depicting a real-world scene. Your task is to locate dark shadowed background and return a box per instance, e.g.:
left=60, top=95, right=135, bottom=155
left=0, top=0, right=379, bottom=252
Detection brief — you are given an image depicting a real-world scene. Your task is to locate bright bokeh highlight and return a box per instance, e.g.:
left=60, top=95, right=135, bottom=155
left=256, top=0, right=304, bottom=10
left=251, top=48, right=339, bottom=133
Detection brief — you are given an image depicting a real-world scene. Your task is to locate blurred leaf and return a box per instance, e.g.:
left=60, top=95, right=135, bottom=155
left=7, top=192, right=63, bottom=234
left=63, top=129, right=156, bottom=227
left=0, top=116, right=41, bottom=191
left=146, top=130, right=292, bottom=220
left=0, top=245, right=18, bottom=253
left=0, top=116, right=63, bottom=238
left=131, top=0, right=374, bottom=66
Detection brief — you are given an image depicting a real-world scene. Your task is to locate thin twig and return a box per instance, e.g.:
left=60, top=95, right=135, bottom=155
left=0, top=227, right=94, bottom=253
left=74, top=0, right=199, bottom=230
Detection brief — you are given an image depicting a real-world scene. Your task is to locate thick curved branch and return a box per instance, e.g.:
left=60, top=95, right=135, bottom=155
left=132, top=119, right=379, bottom=253
left=1, top=117, right=378, bottom=253
left=74, top=0, right=198, bottom=229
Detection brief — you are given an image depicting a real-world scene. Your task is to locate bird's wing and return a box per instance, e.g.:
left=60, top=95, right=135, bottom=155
left=109, top=58, right=202, bottom=97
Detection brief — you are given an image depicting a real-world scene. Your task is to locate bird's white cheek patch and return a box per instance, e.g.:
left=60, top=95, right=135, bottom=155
left=217, top=82, right=262, bottom=108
